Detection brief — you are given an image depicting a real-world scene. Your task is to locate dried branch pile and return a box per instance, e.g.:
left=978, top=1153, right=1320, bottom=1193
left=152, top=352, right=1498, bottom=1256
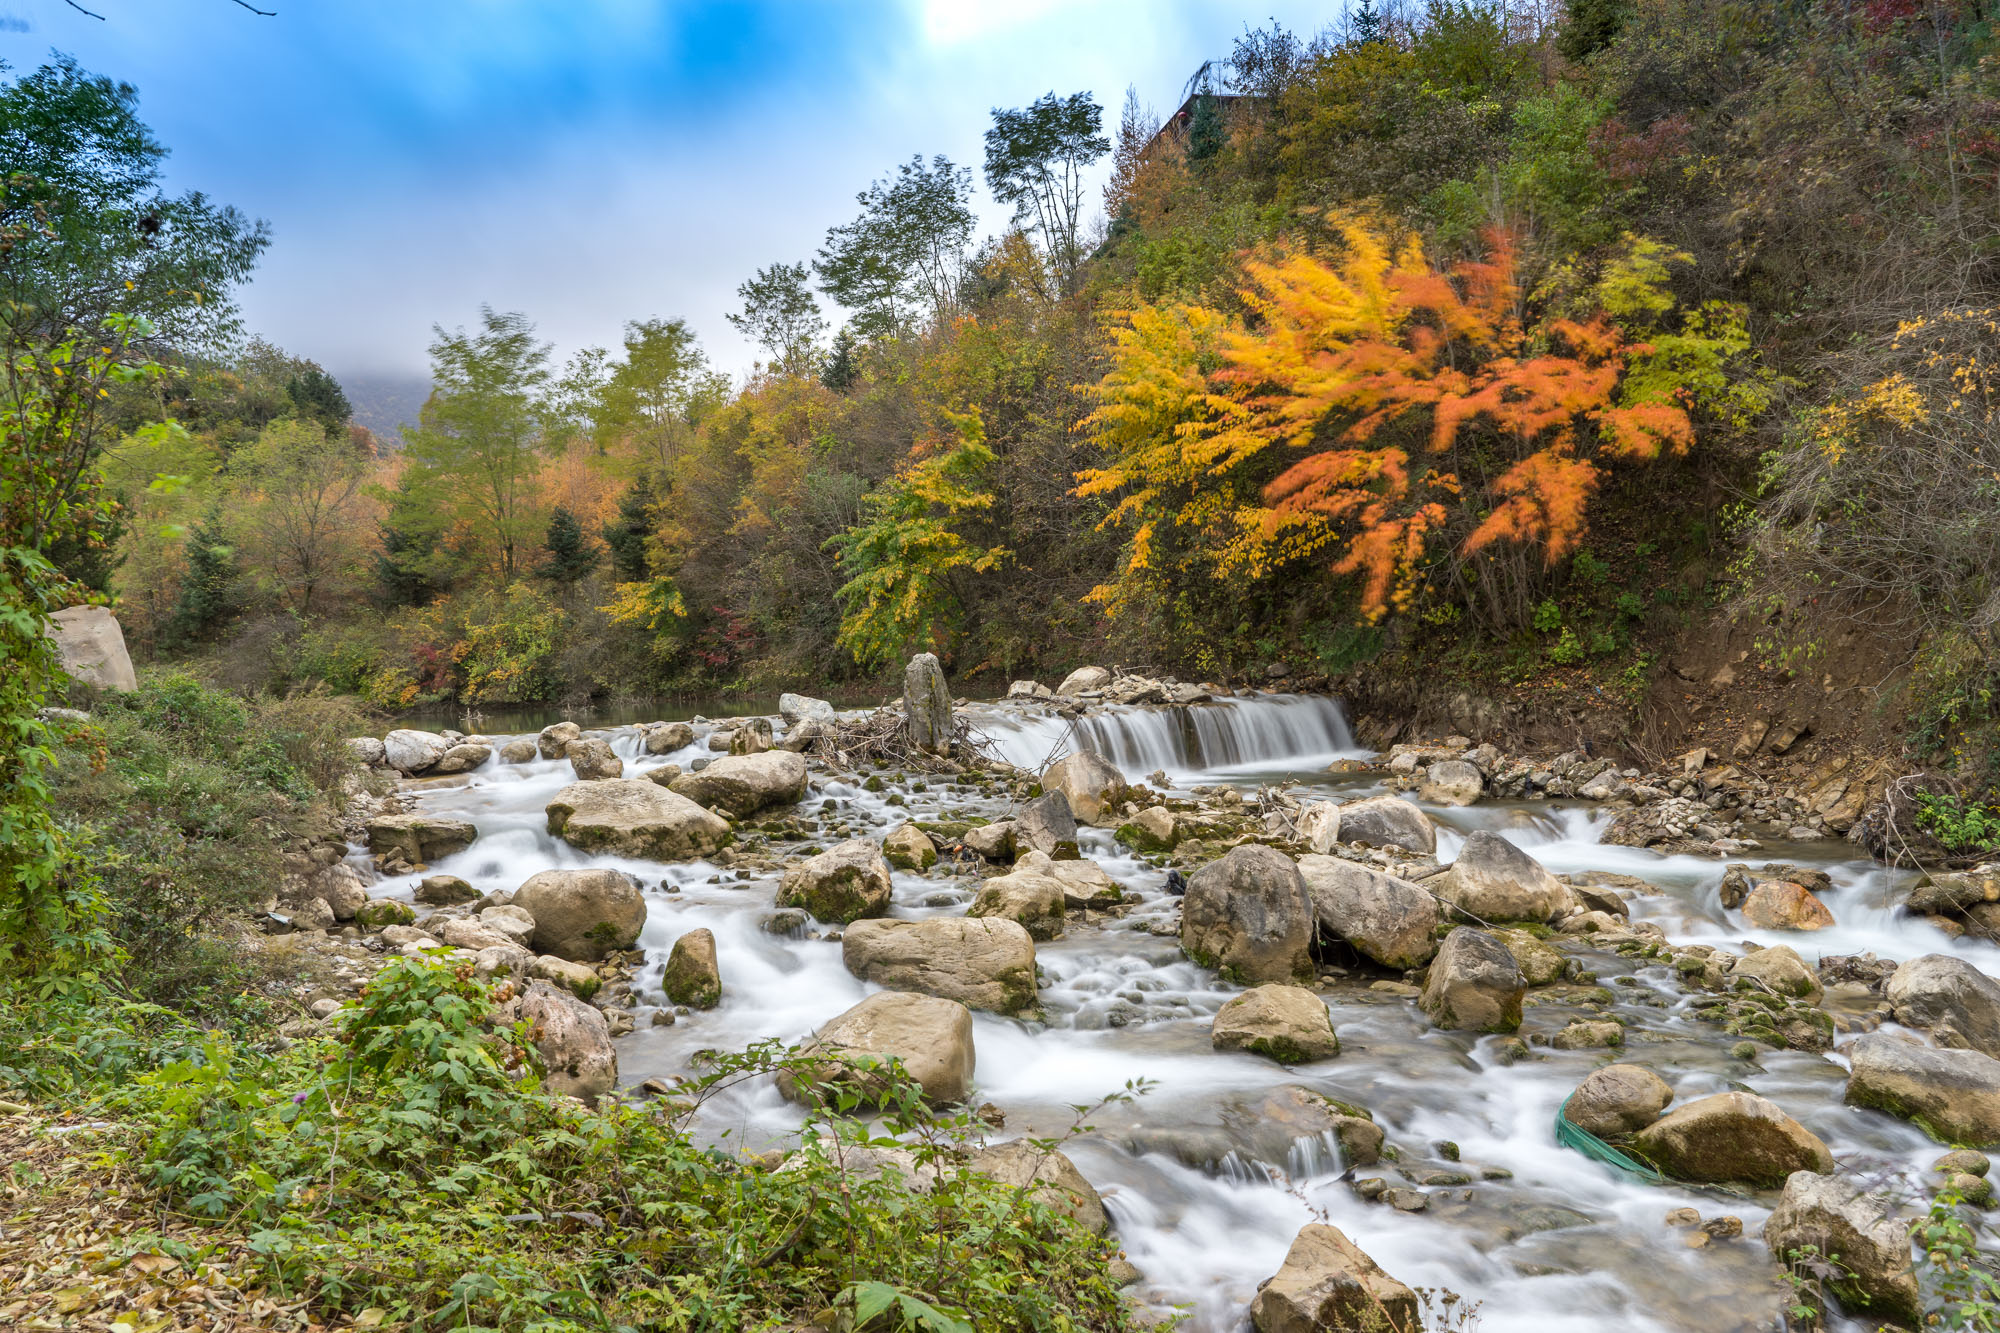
left=798, top=708, right=1001, bottom=774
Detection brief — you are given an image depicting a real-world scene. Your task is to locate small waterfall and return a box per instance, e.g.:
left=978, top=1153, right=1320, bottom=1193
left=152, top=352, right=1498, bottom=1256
left=977, top=693, right=1361, bottom=777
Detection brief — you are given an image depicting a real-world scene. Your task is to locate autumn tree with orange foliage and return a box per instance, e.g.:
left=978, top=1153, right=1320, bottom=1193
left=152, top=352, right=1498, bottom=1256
left=1079, top=219, right=1753, bottom=633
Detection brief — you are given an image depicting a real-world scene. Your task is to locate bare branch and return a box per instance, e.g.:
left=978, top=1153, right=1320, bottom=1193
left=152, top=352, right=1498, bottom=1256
left=64, top=0, right=108, bottom=17
left=228, top=0, right=278, bottom=12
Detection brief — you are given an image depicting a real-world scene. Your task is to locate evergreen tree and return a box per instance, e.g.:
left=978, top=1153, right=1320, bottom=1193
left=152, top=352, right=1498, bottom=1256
left=1352, top=0, right=1385, bottom=44
left=285, top=366, right=353, bottom=429
left=373, top=520, right=441, bottom=608
left=1186, top=93, right=1225, bottom=167
left=822, top=328, right=859, bottom=392
left=602, top=476, right=656, bottom=582
left=537, top=506, right=599, bottom=584
left=165, top=502, right=239, bottom=649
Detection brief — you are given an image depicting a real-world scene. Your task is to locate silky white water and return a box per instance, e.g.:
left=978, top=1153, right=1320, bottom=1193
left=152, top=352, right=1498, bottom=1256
left=373, top=694, right=1982, bottom=1332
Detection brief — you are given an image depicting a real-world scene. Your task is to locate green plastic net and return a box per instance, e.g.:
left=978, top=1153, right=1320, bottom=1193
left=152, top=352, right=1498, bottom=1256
left=1554, top=1093, right=1667, bottom=1186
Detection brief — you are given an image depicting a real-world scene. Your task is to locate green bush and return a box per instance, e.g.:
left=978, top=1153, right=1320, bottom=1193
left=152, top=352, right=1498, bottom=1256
left=7, top=956, right=1141, bottom=1333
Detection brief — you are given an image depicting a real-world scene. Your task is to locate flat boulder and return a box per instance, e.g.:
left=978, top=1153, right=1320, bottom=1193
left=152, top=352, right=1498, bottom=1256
left=1056, top=665, right=1111, bottom=696
left=1041, top=751, right=1128, bottom=827
left=567, top=737, right=624, bottom=780
left=967, top=850, right=1067, bottom=940
left=1048, top=857, right=1123, bottom=910
left=782, top=991, right=975, bottom=1107
left=1631, top=1091, right=1833, bottom=1187
left=1180, top=844, right=1315, bottom=985
left=1563, top=1064, right=1672, bottom=1137
left=1885, top=953, right=2000, bottom=1058
left=1763, top=1171, right=1921, bottom=1329
left=504, top=980, right=616, bottom=1103
left=668, top=750, right=808, bottom=818
left=545, top=779, right=731, bottom=861
left=1297, top=855, right=1439, bottom=970
left=642, top=721, right=695, bottom=754
left=415, top=874, right=477, bottom=906
left=1249, top=1223, right=1418, bottom=1333
left=842, top=917, right=1038, bottom=1015
left=498, top=739, right=537, bottom=763
left=382, top=729, right=448, bottom=775
left=779, top=692, right=836, bottom=725
left=662, top=927, right=721, bottom=1009
left=1419, top=926, right=1525, bottom=1032
left=430, top=742, right=491, bottom=775
left=778, top=838, right=893, bottom=924
left=1326, top=794, right=1436, bottom=855
left=365, top=811, right=477, bottom=863
left=1211, top=984, right=1339, bottom=1064
left=1434, top=830, right=1573, bottom=923
left=1845, top=1031, right=2000, bottom=1146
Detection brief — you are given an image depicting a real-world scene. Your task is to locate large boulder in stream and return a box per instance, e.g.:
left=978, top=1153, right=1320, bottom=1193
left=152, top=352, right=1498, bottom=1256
left=842, top=917, right=1038, bottom=1015
left=1056, top=665, right=1111, bottom=696
left=501, top=980, right=616, bottom=1104
left=1418, top=758, right=1485, bottom=806
left=1731, top=945, right=1824, bottom=1002
left=1845, top=1031, right=2000, bottom=1146
left=778, top=838, right=893, bottom=924
left=662, top=927, right=721, bottom=1009
left=1297, top=855, right=1439, bottom=970
left=967, top=1141, right=1109, bottom=1234
left=537, top=722, right=580, bottom=759
left=382, top=728, right=448, bottom=774
left=1432, top=831, right=1574, bottom=924
left=1740, top=877, right=1835, bottom=931
left=967, top=850, right=1068, bottom=940
left=566, top=737, right=623, bottom=781
left=1563, top=1064, right=1672, bottom=1137
left=365, top=811, right=477, bottom=863
left=780, top=990, right=975, bottom=1107
left=1304, top=794, right=1435, bottom=856
left=643, top=721, right=695, bottom=754
left=545, top=779, right=731, bottom=861
left=1210, top=984, right=1339, bottom=1064
left=903, top=652, right=954, bottom=754
left=1041, top=751, right=1128, bottom=827
left=1631, top=1091, right=1833, bottom=1188
left=1015, top=791, right=1081, bottom=859
left=882, top=822, right=939, bottom=870
left=1180, top=845, right=1316, bottom=985
left=667, top=750, right=808, bottom=818
left=514, top=868, right=647, bottom=961
left=1250, top=1223, right=1418, bottom=1333
left=1763, top=1171, right=1922, bottom=1329
left=1418, top=927, right=1524, bottom=1032
left=1885, top=953, right=2000, bottom=1058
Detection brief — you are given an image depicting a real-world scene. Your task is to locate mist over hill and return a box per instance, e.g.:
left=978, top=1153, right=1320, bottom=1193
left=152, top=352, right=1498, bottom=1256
left=339, top=371, right=431, bottom=447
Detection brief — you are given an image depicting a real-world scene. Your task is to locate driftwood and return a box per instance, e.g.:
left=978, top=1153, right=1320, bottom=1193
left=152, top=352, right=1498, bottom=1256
left=799, top=707, right=1001, bottom=775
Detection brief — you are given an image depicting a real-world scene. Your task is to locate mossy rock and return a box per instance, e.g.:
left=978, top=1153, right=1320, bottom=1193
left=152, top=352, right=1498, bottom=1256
left=355, top=899, right=416, bottom=929
left=1114, top=821, right=1175, bottom=854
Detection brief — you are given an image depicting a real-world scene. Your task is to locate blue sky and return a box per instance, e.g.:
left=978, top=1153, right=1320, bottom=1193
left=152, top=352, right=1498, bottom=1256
left=3, top=0, right=1343, bottom=383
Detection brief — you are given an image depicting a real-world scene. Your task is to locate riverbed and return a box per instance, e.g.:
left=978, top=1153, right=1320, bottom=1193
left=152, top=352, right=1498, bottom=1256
left=365, top=693, right=1983, bottom=1332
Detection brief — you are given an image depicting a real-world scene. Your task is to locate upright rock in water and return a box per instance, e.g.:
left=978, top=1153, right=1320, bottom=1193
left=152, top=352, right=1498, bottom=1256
left=514, top=867, right=647, bottom=961
left=777, top=838, right=894, bottom=923
left=47, top=606, right=137, bottom=692
left=903, top=652, right=953, bottom=754
left=1763, top=1171, right=1921, bottom=1329
left=1297, top=855, right=1439, bottom=970
left=1844, top=1031, right=2000, bottom=1146
left=728, top=718, right=774, bottom=755
left=1631, top=1091, right=1834, bottom=1187
left=1041, top=751, right=1128, bottom=827
left=1418, top=927, right=1525, bottom=1032
left=1885, top=954, right=2000, bottom=1058
left=1250, top=1224, right=1418, bottom=1333
left=662, top=927, right=721, bottom=1009
left=1015, top=790, right=1080, bottom=858
left=1433, top=830, right=1573, bottom=923
left=1180, top=844, right=1315, bottom=984
left=780, top=990, right=975, bottom=1107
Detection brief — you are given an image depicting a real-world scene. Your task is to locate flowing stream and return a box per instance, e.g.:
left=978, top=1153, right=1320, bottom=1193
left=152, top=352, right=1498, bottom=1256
left=371, top=693, right=1993, bottom=1332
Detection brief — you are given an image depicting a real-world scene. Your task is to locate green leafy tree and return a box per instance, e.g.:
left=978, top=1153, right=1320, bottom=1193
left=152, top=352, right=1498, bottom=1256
left=817, top=155, right=976, bottom=337
left=164, top=500, right=239, bottom=649
left=828, top=410, right=1011, bottom=669
left=399, top=307, right=551, bottom=580
left=231, top=416, right=371, bottom=617
left=983, top=92, right=1110, bottom=290
left=728, top=261, right=827, bottom=376
left=597, top=317, right=727, bottom=479
left=537, top=505, right=599, bottom=585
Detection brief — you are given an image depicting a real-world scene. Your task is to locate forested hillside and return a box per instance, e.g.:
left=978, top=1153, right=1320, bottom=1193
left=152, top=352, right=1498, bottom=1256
left=11, top=0, right=2000, bottom=775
